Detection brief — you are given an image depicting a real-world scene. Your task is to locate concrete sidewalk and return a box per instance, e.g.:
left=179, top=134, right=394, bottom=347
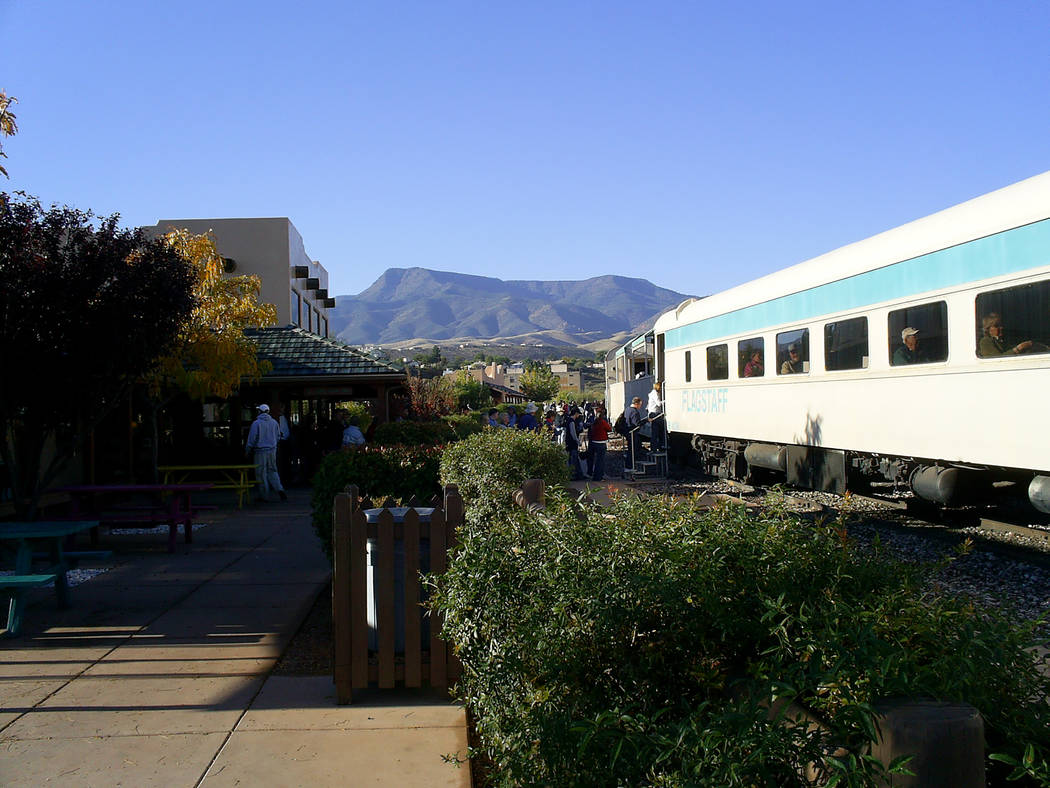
left=0, top=489, right=470, bottom=787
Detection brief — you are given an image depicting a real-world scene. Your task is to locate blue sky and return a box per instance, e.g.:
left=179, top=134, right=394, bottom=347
left=2, top=1, right=1048, bottom=300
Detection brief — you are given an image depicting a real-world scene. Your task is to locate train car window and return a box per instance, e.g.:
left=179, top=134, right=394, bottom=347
left=975, top=281, right=1050, bottom=358
left=737, top=338, right=765, bottom=378
left=684, top=351, right=692, bottom=383
left=706, top=344, right=728, bottom=380
left=824, top=318, right=867, bottom=371
left=776, top=328, right=809, bottom=375
left=888, top=301, right=948, bottom=366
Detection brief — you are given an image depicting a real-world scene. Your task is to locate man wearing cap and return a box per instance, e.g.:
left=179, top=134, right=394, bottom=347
left=893, top=327, right=923, bottom=365
left=516, top=402, right=539, bottom=432
left=781, top=344, right=803, bottom=374
left=245, top=404, right=288, bottom=502
left=647, top=382, right=665, bottom=451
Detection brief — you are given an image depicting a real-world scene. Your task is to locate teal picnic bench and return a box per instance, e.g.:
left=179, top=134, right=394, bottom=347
left=0, top=574, right=58, bottom=636
left=0, top=520, right=103, bottom=637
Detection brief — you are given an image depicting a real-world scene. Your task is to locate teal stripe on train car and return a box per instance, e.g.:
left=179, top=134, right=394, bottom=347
left=664, top=219, right=1050, bottom=350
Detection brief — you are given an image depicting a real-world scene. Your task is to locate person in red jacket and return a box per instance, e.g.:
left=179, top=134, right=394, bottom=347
left=587, top=404, right=612, bottom=482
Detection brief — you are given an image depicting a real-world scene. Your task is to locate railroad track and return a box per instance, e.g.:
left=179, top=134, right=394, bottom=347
left=838, top=492, right=1050, bottom=567
left=656, top=476, right=1050, bottom=628
left=656, top=473, right=1050, bottom=567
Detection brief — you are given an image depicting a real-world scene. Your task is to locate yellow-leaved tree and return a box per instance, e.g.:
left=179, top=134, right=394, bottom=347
left=0, top=91, right=17, bottom=178
left=143, top=229, right=278, bottom=474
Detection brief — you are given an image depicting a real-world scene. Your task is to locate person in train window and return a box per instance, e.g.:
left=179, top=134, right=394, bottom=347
left=781, top=343, right=803, bottom=374
left=743, top=350, right=764, bottom=377
left=978, top=313, right=1034, bottom=357
left=892, top=327, right=925, bottom=365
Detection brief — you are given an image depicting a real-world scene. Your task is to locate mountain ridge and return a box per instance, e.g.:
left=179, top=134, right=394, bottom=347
left=329, top=267, right=694, bottom=345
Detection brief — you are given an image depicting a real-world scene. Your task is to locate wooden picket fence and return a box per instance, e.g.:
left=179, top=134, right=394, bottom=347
left=332, top=484, right=463, bottom=705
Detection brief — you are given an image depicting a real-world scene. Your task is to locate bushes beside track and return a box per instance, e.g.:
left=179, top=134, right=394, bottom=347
left=431, top=489, right=1050, bottom=786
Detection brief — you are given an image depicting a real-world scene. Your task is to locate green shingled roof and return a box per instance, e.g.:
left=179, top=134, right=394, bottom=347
left=245, top=325, right=402, bottom=378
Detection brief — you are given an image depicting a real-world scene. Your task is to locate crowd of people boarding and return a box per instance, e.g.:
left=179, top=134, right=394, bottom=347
left=244, top=383, right=666, bottom=503
left=485, top=391, right=663, bottom=483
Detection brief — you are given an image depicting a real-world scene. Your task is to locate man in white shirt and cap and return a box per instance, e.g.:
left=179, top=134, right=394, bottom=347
left=245, top=404, right=287, bottom=502
left=646, top=382, right=665, bottom=452
left=341, top=416, right=366, bottom=447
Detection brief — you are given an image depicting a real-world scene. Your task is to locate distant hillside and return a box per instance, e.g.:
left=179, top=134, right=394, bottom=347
left=329, top=268, right=694, bottom=345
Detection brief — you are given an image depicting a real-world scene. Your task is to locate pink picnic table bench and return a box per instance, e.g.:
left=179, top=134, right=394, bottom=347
left=58, top=483, right=214, bottom=553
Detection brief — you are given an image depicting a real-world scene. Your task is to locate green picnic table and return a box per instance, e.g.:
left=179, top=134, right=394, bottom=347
left=0, top=520, right=100, bottom=636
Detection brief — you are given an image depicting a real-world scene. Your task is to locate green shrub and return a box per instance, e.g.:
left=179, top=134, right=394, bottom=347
left=431, top=491, right=1050, bottom=786
left=444, top=413, right=485, bottom=440
left=372, top=420, right=455, bottom=446
left=372, top=416, right=485, bottom=446
left=310, top=445, right=442, bottom=561
left=438, top=427, right=569, bottom=525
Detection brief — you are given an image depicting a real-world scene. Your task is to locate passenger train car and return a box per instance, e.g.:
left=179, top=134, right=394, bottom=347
left=607, top=171, right=1050, bottom=512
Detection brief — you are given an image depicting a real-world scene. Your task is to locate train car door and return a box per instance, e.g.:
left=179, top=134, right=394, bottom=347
left=656, top=333, right=665, bottom=383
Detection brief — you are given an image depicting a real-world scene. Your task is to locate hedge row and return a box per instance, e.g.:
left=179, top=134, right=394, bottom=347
left=310, top=444, right=442, bottom=560
left=438, top=427, right=569, bottom=526
left=309, top=425, right=568, bottom=560
left=371, top=415, right=484, bottom=446
left=431, top=490, right=1050, bottom=786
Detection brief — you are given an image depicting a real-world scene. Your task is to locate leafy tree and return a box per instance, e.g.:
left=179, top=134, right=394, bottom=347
left=146, top=229, right=277, bottom=401
left=594, top=349, right=607, bottom=365
left=405, top=373, right=456, bottom=419
left=582, top=384, right=607, bottom=401
left=0, top=194, right=196, bottom=517
left=522, top=358, right=546, bottom=372
left=0, top=91, right=16, bottom=177
left=451, top=371, right=491, bottom=411
left=413, top=345, right=446, bottom=368
left=141, top=229, right=278, bottom=474
left=520, top=365, right=561, bottom=402
left=553, top=389, right=583, bottom=405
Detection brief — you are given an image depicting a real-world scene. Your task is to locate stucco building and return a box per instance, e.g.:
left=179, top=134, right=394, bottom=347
left=548, top=361, right=583, bottom=392
left=146, top=217, right=336, bottom=338
left=134, top=217, right=406, bottom=481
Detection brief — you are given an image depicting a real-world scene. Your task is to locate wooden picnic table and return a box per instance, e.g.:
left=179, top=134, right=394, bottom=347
left=0, top=519, right=100, bottom=636
left=158, top=464, right=255, bottom=508
left=59, top=483, right=213, bottom=553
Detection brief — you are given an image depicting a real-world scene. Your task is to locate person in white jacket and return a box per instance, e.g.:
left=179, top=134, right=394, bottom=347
left=245, top=404, right=287, bottom=502
left=646, top=382, right=665, bottom=452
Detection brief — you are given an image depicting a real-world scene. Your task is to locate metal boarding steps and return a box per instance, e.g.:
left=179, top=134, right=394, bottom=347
left=624, top=450, right=668, bottom=480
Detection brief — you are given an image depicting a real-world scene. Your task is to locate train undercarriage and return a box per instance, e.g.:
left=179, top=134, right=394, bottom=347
left=679, top=432, right=1050, bottom=514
